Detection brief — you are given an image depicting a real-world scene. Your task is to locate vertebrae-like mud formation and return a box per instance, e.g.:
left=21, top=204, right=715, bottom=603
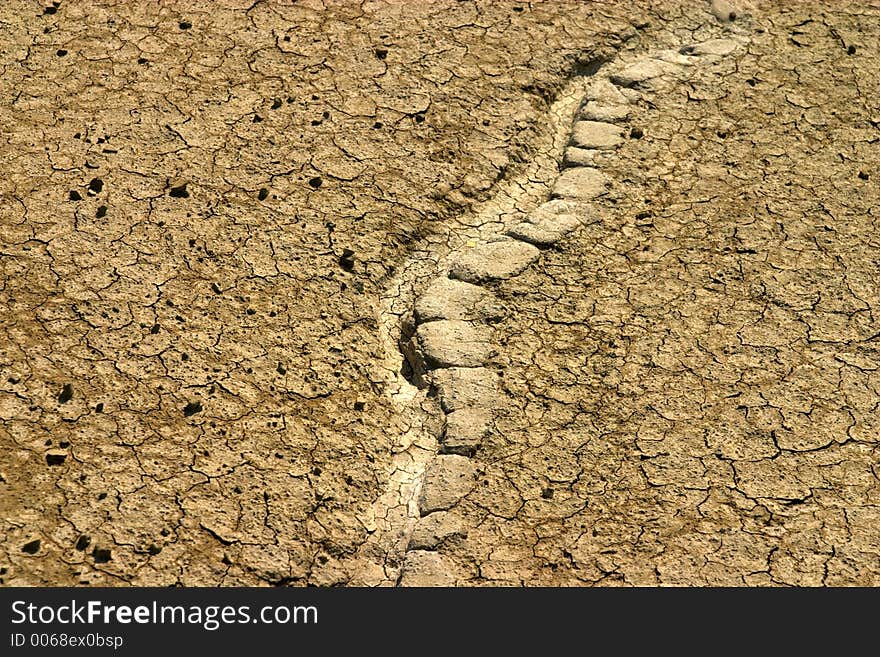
left=370, top=4, right=757, bottom=586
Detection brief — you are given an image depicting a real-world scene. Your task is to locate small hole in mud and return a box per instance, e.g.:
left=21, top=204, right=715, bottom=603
left=92, top=548, right=112, bottom=563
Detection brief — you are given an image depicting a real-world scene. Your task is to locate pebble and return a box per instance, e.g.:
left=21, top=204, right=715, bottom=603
left=418, top=454, right=476, bottom=514
left=584, top=78, right=630, bottom=105
left=533, top=199, right=585, bottom=217
left=610, top=59, right=678, bottom=88
left=448, top=239, right=540, bottom=283
left=570, top=120, right=624, bottom=150
left=414, top=320, right=494, bottom=369
left=507, top=212, right=581, bottom=246
left=579, top=102, right=630, bottom=123
left=620, top=88, right=642, bottom=103
left=398, top=550, right=457, bottom=586
left=441, top=407, right=491, bottom=455
left=552, top=167, right=609, bottom=200
left=563, top=147, right=598, bottom=167
left=711, top=0, right=738, bottom=22
left=430, top=366, right=497, bottom=413
left=414, top=277, right=504, bottom=324
left=408, top=511, right=466, bottom=550
left=682, top=38, right=741, bottom=56
left=654, top=49, right=697, bottom=66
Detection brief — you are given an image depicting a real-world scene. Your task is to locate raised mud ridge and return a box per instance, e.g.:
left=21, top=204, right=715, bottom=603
left=358, top=2, right=754, bottom=586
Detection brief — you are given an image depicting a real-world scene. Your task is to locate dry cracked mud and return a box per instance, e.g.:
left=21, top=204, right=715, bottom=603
left=2, top=0, right=879, bottom=587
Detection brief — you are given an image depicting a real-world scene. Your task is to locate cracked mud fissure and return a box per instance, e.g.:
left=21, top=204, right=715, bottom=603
left=3, top=0, right=880, bottom=587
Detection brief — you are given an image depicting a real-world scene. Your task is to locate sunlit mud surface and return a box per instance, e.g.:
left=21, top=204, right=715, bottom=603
left=2, top=0, right=878, bottom=586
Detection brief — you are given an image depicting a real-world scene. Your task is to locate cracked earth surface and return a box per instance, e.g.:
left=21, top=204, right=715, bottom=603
left=2, top=0, right=880, bottom=587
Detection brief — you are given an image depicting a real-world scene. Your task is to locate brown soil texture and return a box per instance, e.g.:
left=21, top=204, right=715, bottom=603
left=2, top=0, right=879, bottom=586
